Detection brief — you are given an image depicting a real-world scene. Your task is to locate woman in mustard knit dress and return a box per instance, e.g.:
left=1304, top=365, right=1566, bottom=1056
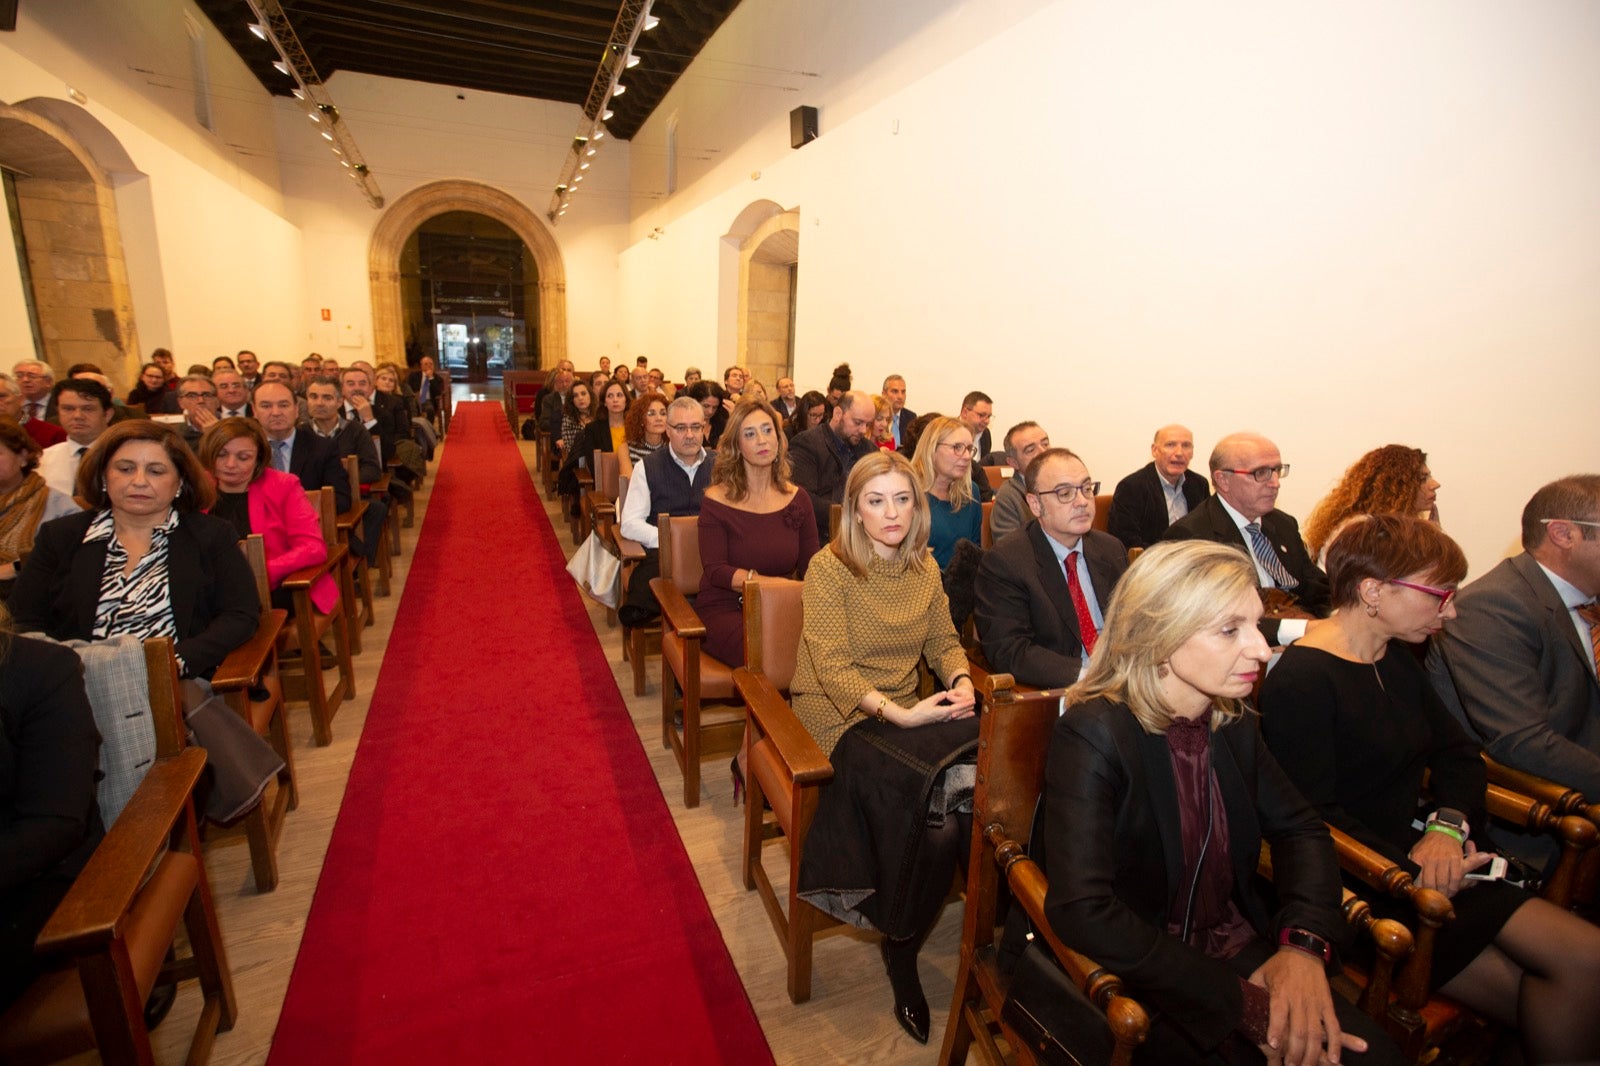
left=790, top=449, right=976, bottom=1044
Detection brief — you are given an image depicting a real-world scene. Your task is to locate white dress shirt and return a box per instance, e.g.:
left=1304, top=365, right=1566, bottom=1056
left=39, top=440, right=90, bottom=496
left=1216, top=494, right=1308, bottom=644
left=1538, top=561, right=1599, bottom=677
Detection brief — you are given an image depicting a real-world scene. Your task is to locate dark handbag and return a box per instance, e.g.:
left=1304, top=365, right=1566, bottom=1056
left=1001, top=936, right=1117, bottom=1066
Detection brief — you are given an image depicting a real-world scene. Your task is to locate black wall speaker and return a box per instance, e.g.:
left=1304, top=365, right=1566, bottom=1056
left=0, top=0, right=19, bottom=32
left=790, top=106, right=818, bottom=149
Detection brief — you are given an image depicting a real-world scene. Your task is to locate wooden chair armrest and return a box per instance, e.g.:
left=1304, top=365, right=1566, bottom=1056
left=733, top=668, right=832, bottom=785
left=651, top=577, right=705, bottom=639
left=336, top=502, right=369, bottom=531
left=615, top=533, right=646, bottom=561
left=367, top=474, right=392, bottom=496
left=1484, top=783, right=1598, bottom=847
left=1328, top=826, right=1455, bottom=926
left=583, top=491, right=615, bottom=520
left=210, top=609, right=287, bottom=690
left=280, top=544, right=348, bottom=590
left=35, top=747, right=207, bottom=955
left=994, top=832, right=1150, bottom=1043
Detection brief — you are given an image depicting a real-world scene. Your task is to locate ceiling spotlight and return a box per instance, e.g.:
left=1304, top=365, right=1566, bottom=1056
left=573, top=174, right=584, bottom=183
left=248, top=23, right=267, bottom=40
left=272, top=60, right=291, bottom=76
left=573, top=135, right=588, bottom=149
left=602, top=108, right=615, bottom=121
left=319, top=104, right=338, bottom=120
left=644, top=14, right=660, bottom=31
left=556, top=184, right=567, bottom=193
left=579, top=161, right=590, bottom=170
left=321, top=130, right=334, bottom=141
left=340, top=159, right=351, bottom=168
left=586, top=147, right=596, bottom=157
left=291, top=88, right=306, bottom=100
left=625, top=53, right=640, bottom=69
left=592, top=126, right=606, bottom=141
left=308, top=111, right=321, bottom=122
left=352, top=163, right=368, bottom=174
left=612, top=83, right=626, bottom=97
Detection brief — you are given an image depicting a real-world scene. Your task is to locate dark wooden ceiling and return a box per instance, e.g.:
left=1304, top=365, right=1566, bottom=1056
left=193, top=0, right=743, bottom=141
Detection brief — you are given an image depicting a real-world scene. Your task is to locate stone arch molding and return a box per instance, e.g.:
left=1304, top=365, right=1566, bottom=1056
left=368, top=180, right=567, bottom=367
left=736, top=206, right=800, bottom=378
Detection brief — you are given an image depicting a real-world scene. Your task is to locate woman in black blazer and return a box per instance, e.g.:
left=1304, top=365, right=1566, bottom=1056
left=556, top=379, right=629, bottom=499
left=1043, top=541, right=1401, bottom=1065
left=9, top=420, right=257, bottom=680
left=0, top=614, right=100, bottom=1013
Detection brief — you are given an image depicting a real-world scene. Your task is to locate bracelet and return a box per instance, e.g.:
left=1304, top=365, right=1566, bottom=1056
left=948, top=672, right=971, bottom=689
left=871, top=694, right=888, bottom=720
left=1424, top=823, right=1465, bottom=844
left=1277, top=926, right=1332, bottom=963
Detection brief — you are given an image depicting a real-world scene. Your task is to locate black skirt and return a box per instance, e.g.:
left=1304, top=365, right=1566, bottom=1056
left=797, top=715, right=979, bottom=938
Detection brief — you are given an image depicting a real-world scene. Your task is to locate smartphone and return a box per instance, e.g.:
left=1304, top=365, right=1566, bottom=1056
left=1463, top=855, right=1509, bottom=882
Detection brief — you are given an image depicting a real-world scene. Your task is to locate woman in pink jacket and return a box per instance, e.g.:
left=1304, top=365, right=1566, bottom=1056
left=198, top=418, right=337, bottom=616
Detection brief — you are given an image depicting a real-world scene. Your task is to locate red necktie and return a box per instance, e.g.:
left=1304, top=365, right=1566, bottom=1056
left=1577, top=602, right=1600, bottom=679
left=1066, top=550, right=1099, bottom=654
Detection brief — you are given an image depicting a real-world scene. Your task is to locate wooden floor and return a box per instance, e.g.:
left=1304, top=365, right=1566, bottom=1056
left=144, top=427, right=964, bottom=1065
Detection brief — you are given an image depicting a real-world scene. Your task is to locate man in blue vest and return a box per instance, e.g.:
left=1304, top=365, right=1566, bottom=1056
left=617, top=395, right=711, bottom=626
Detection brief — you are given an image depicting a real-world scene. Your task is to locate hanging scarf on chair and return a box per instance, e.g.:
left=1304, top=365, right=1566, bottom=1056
left=0, top=472, right=51, bottom=564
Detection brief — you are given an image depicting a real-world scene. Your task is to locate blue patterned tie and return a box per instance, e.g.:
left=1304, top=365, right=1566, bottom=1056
left=273, top=440, right=290, bottom=473
left=1245, top=522, right=1298, bottom=590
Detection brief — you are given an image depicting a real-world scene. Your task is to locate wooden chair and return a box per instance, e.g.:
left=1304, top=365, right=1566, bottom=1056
left=828, top=502, right=842, bottom=542
left=338, top=454, right=375, bottom=650
left=939, top=672, right=1152, bottom=1065
left=373, top=432, right=404, bottom=558
left=612, top=474, right=658, bottom=691
left=577, top=449, right=619, bottom=545
left=359, top=458, right=396, bottom=598
left=0, top=638, right=237, bottom=1065
left=980, top=499, right=994, bottom=549
left=209, top=535, right=295, bottom=893
left=502, top=369, right=542, bottom=437
left=652, top=514, right=747, bottom=808
left=732, top=576, right=829, bottom=1003
left=1483, top=755, right=1600, bottom=913
left=1092, top=493, right=1113, bottom=532
left=981, top=465, right=1005, bottom=492
left=260, top=487, right=356, bottom=747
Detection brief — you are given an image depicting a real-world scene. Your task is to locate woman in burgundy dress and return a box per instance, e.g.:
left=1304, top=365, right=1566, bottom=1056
left=699, top=399, right=820, bottom=798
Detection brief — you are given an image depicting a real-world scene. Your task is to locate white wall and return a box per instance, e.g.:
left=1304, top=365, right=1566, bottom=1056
left=618, top=0, right=1600, bottom=577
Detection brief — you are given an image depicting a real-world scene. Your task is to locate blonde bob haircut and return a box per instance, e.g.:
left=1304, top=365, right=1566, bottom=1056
left=1067, top=540, right=1259, bottom=735
left=711, top=398, right=791, bottom=502
left=910, top=415, right=975, bottom=512
left=830, top=449, right=931, bottom=579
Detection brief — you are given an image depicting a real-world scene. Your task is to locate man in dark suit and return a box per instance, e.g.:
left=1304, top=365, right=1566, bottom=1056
left=213, top=368, right=252, bottom=420
left=1108, top=424, right=1211, bottom=550
left=0, top=373, right=65, bottom=447
left=789, top=390, right=877, bottom=540
left=1162, top=432, right=1328, bottom=645
left=12, top=360, right=58, bottom=426
left=1428, top=475, right=1600, bottom=795
left=772, top=376, right=800, bottom=420
left=307, top=375, right=386, bottom=563
left=340, top=365, right=409, bottom=471
left=883, top=374, right=916, bottom=450
left=957, top=390, right=993, bottom=462
left=235, top=350, right=260, bottom=392
left=976, top=448, right=1127, bottom=687
left=254, top=381, right=350, bottom=512
left=407, top=355, right=447, bottom=422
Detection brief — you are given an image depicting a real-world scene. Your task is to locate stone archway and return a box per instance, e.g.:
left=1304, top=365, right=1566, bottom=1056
left=369, top=180, right=566, bottom=368
left=0, top=102, right=139, bottom=377
left=737, top=208, right=799, bottom=388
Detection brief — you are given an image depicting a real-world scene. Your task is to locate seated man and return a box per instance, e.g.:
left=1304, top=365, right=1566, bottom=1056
left=214, top=368, right=252, bottom=420
left=1162, top=431, right=1328, bottom=645
left=788, top=390, right=877, bottom=540
left=407, top=355, right=446, bottom=423
left=1108, top=423, right=1210, bottom=550
left=174, top=373, right=221, bottom=450
left=988, top=420, right=1050, bottom=543
left=305, top=374, right=386, bottom=564
left=975, top=448, right=1127, bottom=687
left=38, top=378, right=114, bottom=496
left=617, top=397, right=711, bottom=626
left=12, top=360, right=57, bottom=426
left=1428, top=475, right=1600, bottom=794
left=254, top=381, right=350, bottom=513
left=883, top=374, right=915, bottom=449
left=0, top=373, right=65, bottom=448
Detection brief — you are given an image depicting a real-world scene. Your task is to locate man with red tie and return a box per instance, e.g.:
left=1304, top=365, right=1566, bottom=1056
left=975, top=447, right=1128, bottom=688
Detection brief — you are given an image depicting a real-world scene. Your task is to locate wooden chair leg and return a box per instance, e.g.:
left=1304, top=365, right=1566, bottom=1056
left=374, top=523, right=393, bottom=597
left=661, top=665, right=677, bottom=751
left=786, top=864, right=815, bottom=1004
left=242, top=803, right=279, bottom=892
left=387, top=497, right=403, bottom=556
left=340, top=557, right=362, bottom=657
left=682, top=682, right=701, bottom=809
left=332, top=603, right=355, bottom=702
left=294, top=604, right=334, bottom=748
left=632, top=626, right=649, bottom=696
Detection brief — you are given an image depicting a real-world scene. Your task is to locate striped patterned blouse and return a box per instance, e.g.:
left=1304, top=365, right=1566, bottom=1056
left=85, top=507, right=186, bottom=673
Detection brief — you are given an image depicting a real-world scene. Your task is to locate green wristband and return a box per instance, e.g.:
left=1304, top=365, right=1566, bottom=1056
left=1425, top=823, right=1464, bottom=844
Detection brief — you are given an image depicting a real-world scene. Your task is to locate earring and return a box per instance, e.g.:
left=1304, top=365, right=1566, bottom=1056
left=1157, top=662, right=1170, bottom=678
left=1365, top=602, right=1378, bottom=617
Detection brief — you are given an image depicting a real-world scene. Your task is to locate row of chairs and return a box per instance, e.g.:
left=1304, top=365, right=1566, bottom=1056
left=0, top=430, right=435, bottom=1063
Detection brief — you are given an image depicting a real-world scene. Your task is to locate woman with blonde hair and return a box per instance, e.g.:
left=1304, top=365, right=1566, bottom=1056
left=790, top=449, right=975, bottom=1043
left=1304, top=444, right=1439, bottom=558
left=911, top=415, right=980, bottom=569
left=869, top=394, right=896, bottom=452
left=1041, top=540, right=1401, bottom=1065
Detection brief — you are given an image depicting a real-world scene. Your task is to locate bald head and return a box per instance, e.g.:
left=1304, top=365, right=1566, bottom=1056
left=1150, top=423, right=1195, bottom=482
left=1209, top=432, right=1283, bottom=521
left=834, top=390, right=877, bottom=445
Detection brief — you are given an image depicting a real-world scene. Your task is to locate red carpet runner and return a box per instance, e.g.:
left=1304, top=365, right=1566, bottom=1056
left=267, top=403, right=772, bottom=1064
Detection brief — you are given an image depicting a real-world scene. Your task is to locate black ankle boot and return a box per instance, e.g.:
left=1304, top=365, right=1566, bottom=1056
left=879, top=935, right=929, bottom=1044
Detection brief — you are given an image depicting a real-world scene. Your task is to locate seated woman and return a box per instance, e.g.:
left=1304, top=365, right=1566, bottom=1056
left=785, top=390, right=828, bottom=439
left=911, top=416, right=981, bottom=569
left=0, top=606, right=101, bottom=1014
left=9, top=419, right=258, bottom=680
left=791, top=450, right=976, bottom=1044
left=621, top=391, right=668, bottom=471
left=557, top=380, right=628, bottom=499
left=375, top=362, right=435, bottom=459
left=869, top=394, right=896, bottom=451
left=0, top=421, right=81, bottom=595
left=124, top=362, right=177, bottom=414
left=1260, top=515, right=1600, bottom=1065
left=684, top=381, right=729, bottom=448
left=1303, top=445, right=1440, bottom=559
left=1044, top=540, right=1401, bottom=1065
left=199, top=418, right=336, bottom=618
left=556, top=381, right=595, bottom=464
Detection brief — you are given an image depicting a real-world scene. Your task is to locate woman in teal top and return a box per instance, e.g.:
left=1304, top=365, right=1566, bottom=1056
left=912, top=416, right=981, bottom=568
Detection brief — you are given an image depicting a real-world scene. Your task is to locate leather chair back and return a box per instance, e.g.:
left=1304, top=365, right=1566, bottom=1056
left=982, top=465, right=1005, bottom=491
left=659, top=514, right=703, bottom=595
left=744, top=577, right=804, bottom=692
left=981, top=500, right=995, bottom=549
left=1093, top=494, right=1113, bottom=532
left=597, top=450, right=620, bottom=500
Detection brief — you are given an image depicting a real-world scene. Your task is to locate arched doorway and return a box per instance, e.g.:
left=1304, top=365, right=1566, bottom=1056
left=370, top=180, right=566, bottom=373
left=0, top=101, right=140, bottom=381
left=725, top=201, right=799, bottom=389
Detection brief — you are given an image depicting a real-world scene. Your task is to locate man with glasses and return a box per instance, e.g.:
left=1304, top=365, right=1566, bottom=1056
left=174, top=373, right=221, bottom=450
left=1108, top=423, right=1212, bottom=550
left=790, top=389, right=878, bottom=540
left=1429, top=475, right=1600, bottom=796
left=11, top=360, right=57, bottom=426
left=0, top=373, right=66, bottom=447
left=975, top=447, right=1127, bottom=687
left=616, top=396, right=712, bottom=626
left=1163, top=431, right=1329, bottom=644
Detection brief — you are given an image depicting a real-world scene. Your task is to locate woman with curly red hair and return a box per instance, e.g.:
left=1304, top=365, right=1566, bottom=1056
left=1304, top=444, right=1440, bottom=558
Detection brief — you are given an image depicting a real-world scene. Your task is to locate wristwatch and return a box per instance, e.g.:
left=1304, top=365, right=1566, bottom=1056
left=1425, top=808, right=1470, bottom=843
left=1278, top=927, right=1332, bottom=964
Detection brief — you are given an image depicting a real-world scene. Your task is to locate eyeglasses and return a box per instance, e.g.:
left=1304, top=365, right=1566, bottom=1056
left=1389, top=579, right=1456, bottom=611
left=939, top=442, right=978, bottom=458
left=179, top=391, right=217, bottom=401
left=13, top=370, right=44, bottom=379
left=1033, top=480, right=1101, bottom=504
left=667, top=422, right=704, bottom=434
left=1540, top=518, right=1600, bottom=529
left=1221, top=464, right=1290, bottom=483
